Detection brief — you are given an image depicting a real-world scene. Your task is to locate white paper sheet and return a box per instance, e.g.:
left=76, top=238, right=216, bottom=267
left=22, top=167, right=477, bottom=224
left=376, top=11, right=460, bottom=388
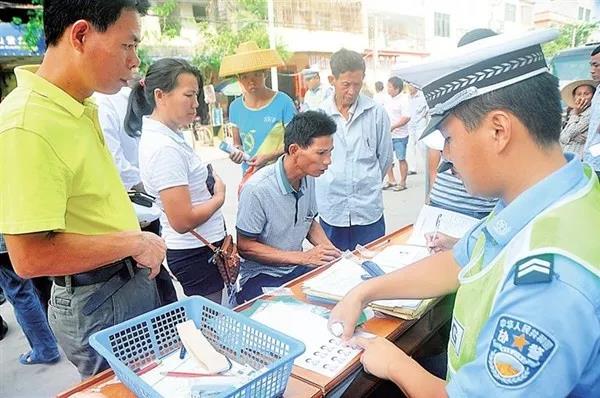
left=249, top=301, right=370, bottom=377
left=407, top=204, right=480, bottom=246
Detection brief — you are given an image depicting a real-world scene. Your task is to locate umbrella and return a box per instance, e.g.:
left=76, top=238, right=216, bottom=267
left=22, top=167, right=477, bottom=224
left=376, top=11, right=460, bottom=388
left=214, top=78, right=242, bottom=96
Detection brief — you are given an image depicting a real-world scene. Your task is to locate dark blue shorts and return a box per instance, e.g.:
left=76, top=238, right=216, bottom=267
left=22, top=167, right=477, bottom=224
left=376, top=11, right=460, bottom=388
left=166, top=241, right=224, bottom=297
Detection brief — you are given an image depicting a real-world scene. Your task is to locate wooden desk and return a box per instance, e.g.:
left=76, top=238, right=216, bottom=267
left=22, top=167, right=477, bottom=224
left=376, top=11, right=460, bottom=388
left=59, top=225, right=451, bottom=397
left=57, top=370, right=322, bottom=398
left=238, top=225, right=452, bottom=396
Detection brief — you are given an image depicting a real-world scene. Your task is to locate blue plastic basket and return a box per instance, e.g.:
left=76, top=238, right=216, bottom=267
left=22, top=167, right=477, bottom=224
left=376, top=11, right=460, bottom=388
left=89, top=296, right=305, bottom=398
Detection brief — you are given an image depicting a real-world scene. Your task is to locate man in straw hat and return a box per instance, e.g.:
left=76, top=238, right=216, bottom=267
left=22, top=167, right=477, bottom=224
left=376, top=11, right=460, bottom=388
left=219, top=41, right=296, bottom=175
left=328, top=28, right=600, bottom=396
left=316, top=48, right=393, bottom=251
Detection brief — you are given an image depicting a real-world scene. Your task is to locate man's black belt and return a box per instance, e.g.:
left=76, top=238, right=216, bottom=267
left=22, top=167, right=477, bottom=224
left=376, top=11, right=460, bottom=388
left=52, top=258, right=139, bottom=316
left=52, top=258, right=135, bottom=287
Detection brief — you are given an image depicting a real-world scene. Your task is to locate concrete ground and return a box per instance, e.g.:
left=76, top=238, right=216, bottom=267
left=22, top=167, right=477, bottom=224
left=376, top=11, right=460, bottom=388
left=0, top=142, right=426, bottom=398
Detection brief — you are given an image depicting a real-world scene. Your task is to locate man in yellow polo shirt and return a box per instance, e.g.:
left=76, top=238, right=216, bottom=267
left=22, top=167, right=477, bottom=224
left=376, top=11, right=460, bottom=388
left=0, top=1, right=166, bottom=379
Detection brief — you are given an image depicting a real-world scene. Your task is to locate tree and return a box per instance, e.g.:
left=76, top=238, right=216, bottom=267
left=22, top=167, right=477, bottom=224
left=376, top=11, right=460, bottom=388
left=151, top=0, right=180, bottom=39
left=12, top=0, right=44, bottom=53
left=191, top=0, right=288, bottom=83
left=543, top=21, right=599, bottom=60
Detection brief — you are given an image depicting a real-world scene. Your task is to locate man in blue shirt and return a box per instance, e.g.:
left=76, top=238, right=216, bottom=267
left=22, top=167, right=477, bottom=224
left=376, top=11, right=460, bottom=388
left=236, top=111, right=341, bottom=302
left=329, top=29, right=600, bottom=397
left=317, top=49, right=393, bottom=251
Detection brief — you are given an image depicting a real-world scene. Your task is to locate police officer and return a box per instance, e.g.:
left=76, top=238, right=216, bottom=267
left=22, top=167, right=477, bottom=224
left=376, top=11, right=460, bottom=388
left=328, top=28, right=600, bottom=396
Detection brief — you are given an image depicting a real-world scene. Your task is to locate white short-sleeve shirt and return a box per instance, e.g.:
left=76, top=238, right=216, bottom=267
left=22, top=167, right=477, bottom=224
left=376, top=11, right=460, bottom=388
left=138, top=117, right=225, bottom=249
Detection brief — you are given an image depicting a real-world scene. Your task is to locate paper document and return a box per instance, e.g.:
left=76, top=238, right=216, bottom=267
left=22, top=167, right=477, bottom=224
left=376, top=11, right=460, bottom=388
left=249, top=301, right=371, bottom=377
left=303, top=258, right=423, bottom=309
left=408, top=204, right=480, bottom=246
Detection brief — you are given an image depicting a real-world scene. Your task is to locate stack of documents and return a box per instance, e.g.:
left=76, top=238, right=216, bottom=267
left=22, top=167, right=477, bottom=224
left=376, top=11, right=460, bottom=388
left=302, top=247, right=432, bottom=320
left=302, top=205, right=480, bottom=320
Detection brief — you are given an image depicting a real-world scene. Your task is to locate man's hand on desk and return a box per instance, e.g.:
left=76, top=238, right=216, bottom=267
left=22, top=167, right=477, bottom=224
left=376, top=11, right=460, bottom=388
left=301, top=244, right=341, bottom=267
left=425, top=231, right=458, bottom=254
left=133, top=232, right=167, bottom=279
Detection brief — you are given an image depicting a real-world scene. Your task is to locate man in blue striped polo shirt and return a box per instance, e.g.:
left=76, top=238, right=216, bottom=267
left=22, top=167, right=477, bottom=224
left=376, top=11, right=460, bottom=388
left=236, top=111, right=341, bottom=303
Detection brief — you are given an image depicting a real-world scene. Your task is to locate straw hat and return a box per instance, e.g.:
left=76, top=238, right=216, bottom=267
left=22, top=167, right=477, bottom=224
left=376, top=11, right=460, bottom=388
left=560, top=80, right=598, bottom=109
left=219, top=41, right=284, bottom=77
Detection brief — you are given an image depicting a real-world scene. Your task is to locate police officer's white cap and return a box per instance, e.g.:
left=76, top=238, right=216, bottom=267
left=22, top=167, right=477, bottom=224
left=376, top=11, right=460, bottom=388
left=392, top=29, right=559, bottom=139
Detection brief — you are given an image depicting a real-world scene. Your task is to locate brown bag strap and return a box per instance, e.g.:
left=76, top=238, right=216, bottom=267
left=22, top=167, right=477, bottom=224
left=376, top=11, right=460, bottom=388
left=189, top=230, right=219, bottom=253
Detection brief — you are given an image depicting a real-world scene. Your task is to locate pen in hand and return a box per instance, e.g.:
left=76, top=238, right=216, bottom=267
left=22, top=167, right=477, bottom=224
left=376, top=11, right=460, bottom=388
left=431, top=214, right=442, bottom=245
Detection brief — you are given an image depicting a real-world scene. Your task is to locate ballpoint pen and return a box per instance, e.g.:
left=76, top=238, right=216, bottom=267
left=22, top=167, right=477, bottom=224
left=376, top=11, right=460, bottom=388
left=431, top=214, right=443, bottom=244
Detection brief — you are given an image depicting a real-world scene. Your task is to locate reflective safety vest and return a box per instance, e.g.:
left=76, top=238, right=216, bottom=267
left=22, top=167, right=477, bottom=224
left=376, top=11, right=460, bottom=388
left=447, top=167, right=600, bottom=380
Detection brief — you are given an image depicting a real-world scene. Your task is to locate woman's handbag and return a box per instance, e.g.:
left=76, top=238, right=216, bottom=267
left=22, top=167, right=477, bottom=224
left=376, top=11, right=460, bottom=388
left=189, top=230, right=240, bottom=288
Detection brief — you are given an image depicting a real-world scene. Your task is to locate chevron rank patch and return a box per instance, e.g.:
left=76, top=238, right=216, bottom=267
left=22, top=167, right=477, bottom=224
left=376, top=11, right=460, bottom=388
left=487, top=315, right=556, bottom=388
left=513, top=254, right=554, bottom=285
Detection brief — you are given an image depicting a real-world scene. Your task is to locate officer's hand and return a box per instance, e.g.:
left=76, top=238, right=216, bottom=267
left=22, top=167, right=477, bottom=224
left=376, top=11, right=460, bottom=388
left=328, top=291, right=364, bottom=341
left=351, top=335, right=407, bottom=380
left=301, top=244, right=341, bottom=267
left=425, top=231, right=458, bottom=254
left=133, top=232, right=166, bottom=279
left=229, top=150, right=245, bottom=164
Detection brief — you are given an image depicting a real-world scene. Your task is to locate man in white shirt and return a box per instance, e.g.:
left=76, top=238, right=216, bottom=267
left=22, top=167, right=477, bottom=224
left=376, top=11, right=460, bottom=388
left=384, top=76, right=411, bottom=191
left=94, top=86, right=142, bottom=190
left=300, top=68, right=332, bottom=111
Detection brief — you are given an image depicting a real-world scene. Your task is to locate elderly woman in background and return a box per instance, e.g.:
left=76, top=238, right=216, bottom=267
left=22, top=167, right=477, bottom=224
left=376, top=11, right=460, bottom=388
left=559, top=80, right=597, bottom=159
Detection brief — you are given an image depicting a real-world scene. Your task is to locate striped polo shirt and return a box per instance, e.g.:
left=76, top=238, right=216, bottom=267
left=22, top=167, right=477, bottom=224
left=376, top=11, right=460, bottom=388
left=429, top=170, right=497, bottom=219
left=236, top=156, right=318, bottom=286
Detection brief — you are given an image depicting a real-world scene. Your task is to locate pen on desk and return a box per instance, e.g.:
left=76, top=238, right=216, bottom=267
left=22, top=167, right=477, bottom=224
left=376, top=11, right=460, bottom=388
left=160, top=371, right=235, bottom=378
left=135, top=359, right=161, bottom=376
left=179, top=345, right=187, bottom=360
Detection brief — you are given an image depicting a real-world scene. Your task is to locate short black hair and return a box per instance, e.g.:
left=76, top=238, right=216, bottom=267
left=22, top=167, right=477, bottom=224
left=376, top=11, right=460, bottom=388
left=125, top=58, right=203, bottom=137
left=284, top=111, right=337, bottom=153
left=592, top=45, right=600, bottom=57
left=375, top=81, right=384, bottom=92
left=44, top=0, right=151, bottom=47
left=388, top=76, right=403, bottom=91
left=450, top=72, right=562, bottom=147
left=330, top=48, right=365, bottom=77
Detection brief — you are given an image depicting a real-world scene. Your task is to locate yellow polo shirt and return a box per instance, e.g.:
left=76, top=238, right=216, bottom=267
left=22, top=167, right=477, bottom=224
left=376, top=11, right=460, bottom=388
left=0, top=65, right=139, bottom=235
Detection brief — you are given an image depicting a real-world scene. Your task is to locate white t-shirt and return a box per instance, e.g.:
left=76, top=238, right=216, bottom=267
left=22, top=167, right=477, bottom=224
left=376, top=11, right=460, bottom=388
left=408, top=91, right=429, bottom=138
left=93, top=87, right=141, bottom=189
left=385, top=93, right=410, bottom=139
left=138, top=117, right=225, bottom=249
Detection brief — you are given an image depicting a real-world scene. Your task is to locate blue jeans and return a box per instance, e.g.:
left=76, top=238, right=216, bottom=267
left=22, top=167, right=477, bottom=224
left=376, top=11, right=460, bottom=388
left=236, top=265, right=312, bottom=303
left=320, top=216, right=386, bottom=251
left=0, top=254, right=59, bottom=360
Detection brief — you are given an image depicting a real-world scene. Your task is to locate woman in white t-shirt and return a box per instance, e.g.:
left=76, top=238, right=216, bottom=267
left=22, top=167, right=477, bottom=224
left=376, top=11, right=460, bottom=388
left=125, top=58, right=226, bottom=303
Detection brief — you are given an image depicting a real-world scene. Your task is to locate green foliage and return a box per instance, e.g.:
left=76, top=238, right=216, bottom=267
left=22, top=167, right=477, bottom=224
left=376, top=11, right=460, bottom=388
left=137, top=46, right=153, bottom=75
left=12, top=0, right=44, bottom=52
left=191, top=0, right=288, bottom=82
left=543, top=22, right=599, bottom=59
left=151, top=0, right=180, bottom=39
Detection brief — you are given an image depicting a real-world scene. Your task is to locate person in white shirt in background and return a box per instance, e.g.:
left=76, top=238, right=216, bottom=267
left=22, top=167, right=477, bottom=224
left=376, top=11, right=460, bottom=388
left=372, top=81, right=390, bottom=107
left=405, top=83, right=429, bottom=174
left=300, top=68, right=332, bottom=111
left=95, top=85, right=142, bottom=191
left=96, top=81, right=178, bottom=306
left=384, top=76, right=411, bottom=191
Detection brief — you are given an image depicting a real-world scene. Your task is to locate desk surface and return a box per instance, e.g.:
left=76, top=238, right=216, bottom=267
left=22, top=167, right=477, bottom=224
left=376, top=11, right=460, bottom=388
left=57, top=369, right=322, bottom=398
left=58, top=225, right=451, bottom=398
